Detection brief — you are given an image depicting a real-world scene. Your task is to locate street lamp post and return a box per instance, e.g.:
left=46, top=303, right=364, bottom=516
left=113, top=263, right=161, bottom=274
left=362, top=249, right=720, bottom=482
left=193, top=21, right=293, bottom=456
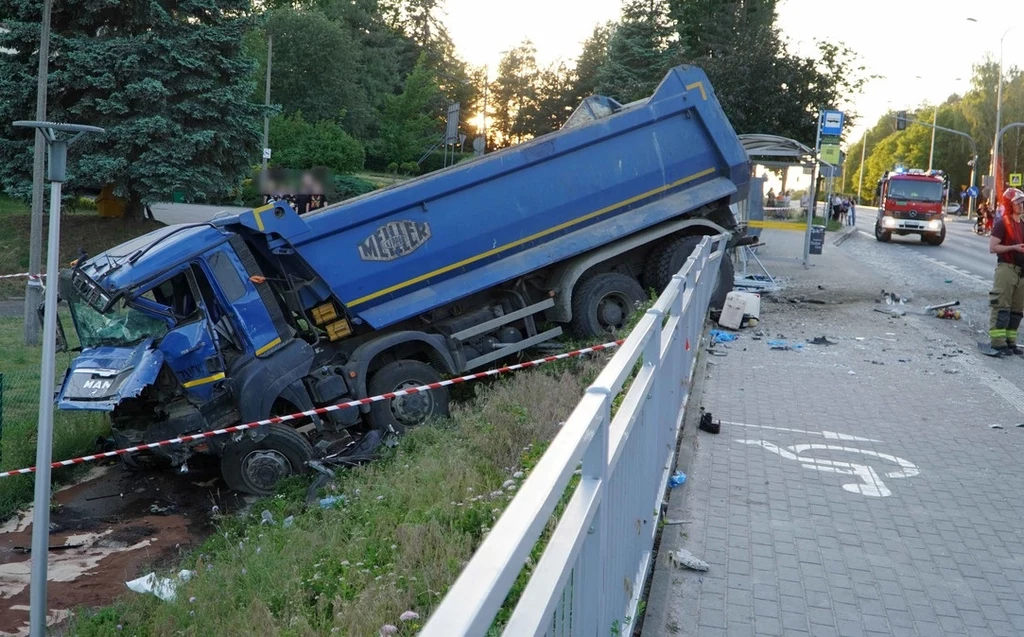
left=992, top=27, right=1014, bottom=207
left=967, top=19, right=1015, bottom=207
left=12, top=120, right=104, bottom=637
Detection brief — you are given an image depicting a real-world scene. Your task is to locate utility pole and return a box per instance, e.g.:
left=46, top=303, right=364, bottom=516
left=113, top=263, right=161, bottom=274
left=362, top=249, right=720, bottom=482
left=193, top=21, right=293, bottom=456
left=928, top=106, right=937, bottom=172
left=24, top=0, right=52, bottom=346
left=261, top=33, right=273, bottom=171
left=482, top=65, right=488, bottom=154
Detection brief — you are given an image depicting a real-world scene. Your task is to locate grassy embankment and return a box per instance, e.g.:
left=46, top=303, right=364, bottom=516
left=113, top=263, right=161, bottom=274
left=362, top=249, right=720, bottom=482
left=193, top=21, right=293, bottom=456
left=0, top=194, right=162, bottom=519
left=70, top=355, right=612, bottom=636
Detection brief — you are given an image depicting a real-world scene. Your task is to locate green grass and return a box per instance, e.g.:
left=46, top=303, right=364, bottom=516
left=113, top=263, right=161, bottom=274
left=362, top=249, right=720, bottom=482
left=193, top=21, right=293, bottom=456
left=0, top=195, right=30, bottom=215
left=69, top=355, right=610, bottom=637
left=811, top=216, right=845, bottom=232
left=0, top=212, right=163, bottom=298
left=0, top=315, right=110, bottom=520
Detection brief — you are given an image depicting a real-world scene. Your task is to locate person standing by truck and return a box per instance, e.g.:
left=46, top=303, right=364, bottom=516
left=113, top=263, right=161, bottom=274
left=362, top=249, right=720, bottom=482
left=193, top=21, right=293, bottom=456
left=988, top=188, right=1024, bottom=355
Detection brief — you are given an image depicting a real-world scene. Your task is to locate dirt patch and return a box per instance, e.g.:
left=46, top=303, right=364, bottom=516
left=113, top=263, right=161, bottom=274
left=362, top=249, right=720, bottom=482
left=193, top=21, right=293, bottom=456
left=0, top=458, right=249, bottom=636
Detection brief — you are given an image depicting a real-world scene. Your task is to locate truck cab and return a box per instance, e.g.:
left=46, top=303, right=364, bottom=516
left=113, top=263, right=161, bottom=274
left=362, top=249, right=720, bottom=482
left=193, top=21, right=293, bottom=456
left=874, top=168, right=947, bottom=245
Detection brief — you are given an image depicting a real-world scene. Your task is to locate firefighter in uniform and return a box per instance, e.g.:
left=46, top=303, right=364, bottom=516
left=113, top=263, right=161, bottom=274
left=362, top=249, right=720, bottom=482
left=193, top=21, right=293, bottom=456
left=989, top=188, right=1024, bottom=355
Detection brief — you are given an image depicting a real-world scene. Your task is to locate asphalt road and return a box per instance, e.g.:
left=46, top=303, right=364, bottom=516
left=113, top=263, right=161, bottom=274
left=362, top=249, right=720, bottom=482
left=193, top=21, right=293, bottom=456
left=854, top=213, right=993, bottom=286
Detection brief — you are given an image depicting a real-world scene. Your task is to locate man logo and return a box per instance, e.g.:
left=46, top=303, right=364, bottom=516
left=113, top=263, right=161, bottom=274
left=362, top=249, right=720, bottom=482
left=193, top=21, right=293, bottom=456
left=83, top=379, right=112, bottom=390
left=358, top=221, right=432, bottom=262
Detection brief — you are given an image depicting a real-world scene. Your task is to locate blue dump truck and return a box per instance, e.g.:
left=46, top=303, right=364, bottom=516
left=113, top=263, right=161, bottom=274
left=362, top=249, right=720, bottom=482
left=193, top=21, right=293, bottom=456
left=51, top=65, right=750, bottom=494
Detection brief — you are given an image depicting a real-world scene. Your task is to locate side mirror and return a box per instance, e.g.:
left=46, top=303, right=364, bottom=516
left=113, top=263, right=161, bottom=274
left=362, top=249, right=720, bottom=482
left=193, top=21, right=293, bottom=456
left=36, top=301, right=69, bottom=353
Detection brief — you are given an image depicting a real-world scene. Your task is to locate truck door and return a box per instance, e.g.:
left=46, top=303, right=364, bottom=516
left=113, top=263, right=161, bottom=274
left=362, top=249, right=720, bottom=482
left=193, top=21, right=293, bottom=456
left=147, top=265, right=229, bottom=401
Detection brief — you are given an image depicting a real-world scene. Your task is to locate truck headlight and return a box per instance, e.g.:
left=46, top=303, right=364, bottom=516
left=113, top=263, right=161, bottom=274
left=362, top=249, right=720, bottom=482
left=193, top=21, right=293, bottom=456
left=883, top=217, right=897, bottom=228
left=927, top=220, right=941, bottom=230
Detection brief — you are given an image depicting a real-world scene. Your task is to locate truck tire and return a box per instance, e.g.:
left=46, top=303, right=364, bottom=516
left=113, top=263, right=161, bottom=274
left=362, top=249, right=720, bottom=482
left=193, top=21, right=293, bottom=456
left=925, top=227, right=946, bottom=246
left=570, top=272, right=646, bottom=338
left=643, top=235, right=734, bottom=310
left=220, top=423, right=314, bottom=496
left=874, top=223, right=891, bottom=242
left=366, top=360, right=450, bottom=435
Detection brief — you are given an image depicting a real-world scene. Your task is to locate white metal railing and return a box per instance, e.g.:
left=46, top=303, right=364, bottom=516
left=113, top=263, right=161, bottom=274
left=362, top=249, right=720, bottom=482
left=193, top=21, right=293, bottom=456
left=420, top=234, right=726, bottom=637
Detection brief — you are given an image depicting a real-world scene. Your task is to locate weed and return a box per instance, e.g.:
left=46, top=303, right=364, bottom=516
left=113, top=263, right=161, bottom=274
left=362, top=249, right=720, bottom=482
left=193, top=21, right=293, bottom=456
left=69, top=357, right=606, bottom=636
left=0, top=315, right=109, bottom=520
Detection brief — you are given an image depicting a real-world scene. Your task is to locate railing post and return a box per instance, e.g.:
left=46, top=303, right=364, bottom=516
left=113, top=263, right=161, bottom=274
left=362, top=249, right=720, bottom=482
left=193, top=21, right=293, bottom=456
left=573, top=388, right=610, bottom=636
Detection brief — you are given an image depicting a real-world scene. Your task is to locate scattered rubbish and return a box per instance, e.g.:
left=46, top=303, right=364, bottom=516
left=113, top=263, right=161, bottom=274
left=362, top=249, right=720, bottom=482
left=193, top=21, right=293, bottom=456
left=944, top=369, right=960, bottom=375
left=260, top=510, right=275, bottom=525
left=283, top=516, right=295, bottom=528
left=874, top=336, right=897, bottom=342
left=319, top=495, right=345, bottom=509
left=668, top=471, right=688, bottom=489
left=874, top=307, right=906, bottom=317
left=767, top=340, right=804, bottom=351
left=710, top=329, right=738, bottom=344
left=1016, top=423, right=1024, bottom=428
left=978, top=341, right=1003, bottom=357
left=990, top=424, right=1005, bottom=430
left=881, top=290, right=908, bottom=305
left=699, top=411, right=721, bottom=434
left=855, top=337, right=866, bottom=341
left=945, top=279, right=953, bottom=283
left=848, top=370, right=856, bottom=375
left=868, top=360, right=885, bottom=365
left=708, top=350, right=728, bottom=357
left=807, top=336, right=838, bottom=346
left=149, top=503, right=174, bottom=515
left=935, top=307, right=962, bottom=320
left=126, top=570, right=196, bottom=602
left=668, top=548, right=710, bottom=572
left=718, top=292, right=751, bottom=329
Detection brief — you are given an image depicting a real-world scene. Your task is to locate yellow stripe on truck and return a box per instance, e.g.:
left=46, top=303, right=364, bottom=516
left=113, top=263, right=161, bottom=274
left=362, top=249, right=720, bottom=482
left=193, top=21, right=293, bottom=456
left=346, top=167, right=718, bottom=307
left=182, top=372, right=225, bottom=389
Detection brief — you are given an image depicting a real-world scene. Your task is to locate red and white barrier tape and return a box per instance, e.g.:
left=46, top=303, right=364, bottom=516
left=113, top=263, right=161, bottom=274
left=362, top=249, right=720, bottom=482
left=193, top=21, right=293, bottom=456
left=0, top=272, right=44, bottom=280
left=0, top=338, right=625, bottom=479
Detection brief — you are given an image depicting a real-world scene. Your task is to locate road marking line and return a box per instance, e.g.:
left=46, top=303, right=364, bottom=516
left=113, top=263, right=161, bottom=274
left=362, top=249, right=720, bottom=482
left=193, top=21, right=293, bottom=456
left=720, top=421, right=882, bottom=442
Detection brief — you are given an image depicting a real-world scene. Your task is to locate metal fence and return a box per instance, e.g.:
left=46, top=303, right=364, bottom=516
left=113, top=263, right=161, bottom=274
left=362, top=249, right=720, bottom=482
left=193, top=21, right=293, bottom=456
left=420, top=234, right=726, bottom=637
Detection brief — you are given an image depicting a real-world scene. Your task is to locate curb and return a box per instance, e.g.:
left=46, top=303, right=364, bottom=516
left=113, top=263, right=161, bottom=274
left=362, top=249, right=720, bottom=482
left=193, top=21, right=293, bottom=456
left=832, top=226, right=857, bottom=246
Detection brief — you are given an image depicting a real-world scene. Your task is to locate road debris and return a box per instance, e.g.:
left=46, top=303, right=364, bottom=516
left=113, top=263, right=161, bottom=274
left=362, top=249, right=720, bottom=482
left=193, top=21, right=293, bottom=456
left=767, top=340, right=804, bottom=351
left=807, top=336, right=838, bottom=346
left=668, top=472, right=687, bottom=489
left=125, top=570, right=195, bottom=602
left=710, top=329, right=738, bottom=344
left=668, top=549, right=710, bottom=572
left=991, top=424, right=1005, bottom=430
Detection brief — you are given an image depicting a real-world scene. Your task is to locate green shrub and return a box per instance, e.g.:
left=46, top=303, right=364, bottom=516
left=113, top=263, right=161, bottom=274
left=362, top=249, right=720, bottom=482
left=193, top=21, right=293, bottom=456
left=269, top=113, right=365, bottom=174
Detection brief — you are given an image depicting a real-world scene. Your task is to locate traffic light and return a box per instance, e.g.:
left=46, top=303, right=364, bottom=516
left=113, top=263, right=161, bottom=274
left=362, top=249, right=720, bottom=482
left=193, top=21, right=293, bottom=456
left=896, top=111, right=907, bottom=131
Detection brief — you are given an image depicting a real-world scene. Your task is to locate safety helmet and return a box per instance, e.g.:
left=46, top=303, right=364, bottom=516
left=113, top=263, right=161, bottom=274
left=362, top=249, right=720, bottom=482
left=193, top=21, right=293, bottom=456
left=1004, top=187, right=1024, bottom=205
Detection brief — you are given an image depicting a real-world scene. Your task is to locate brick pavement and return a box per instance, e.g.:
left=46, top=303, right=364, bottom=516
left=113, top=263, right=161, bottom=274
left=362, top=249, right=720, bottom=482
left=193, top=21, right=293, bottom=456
left=643, top=229, right=1024, bottom=637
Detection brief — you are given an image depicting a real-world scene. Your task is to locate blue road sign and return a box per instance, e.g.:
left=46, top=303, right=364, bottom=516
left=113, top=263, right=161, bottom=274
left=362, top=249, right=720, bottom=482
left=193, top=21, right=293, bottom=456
left=967, top=186, right=980, bottom=198
left=821, top=110, right=845, bottom=136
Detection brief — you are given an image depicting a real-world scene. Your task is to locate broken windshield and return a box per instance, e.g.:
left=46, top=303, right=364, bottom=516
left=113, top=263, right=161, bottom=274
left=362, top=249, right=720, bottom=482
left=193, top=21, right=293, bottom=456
left=69, top=291, right=170, bottom=349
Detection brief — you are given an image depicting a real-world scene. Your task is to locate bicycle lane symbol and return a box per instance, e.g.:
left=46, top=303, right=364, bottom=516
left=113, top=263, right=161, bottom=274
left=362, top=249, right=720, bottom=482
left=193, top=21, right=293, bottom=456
left=738, top=440, right=920, bottom=497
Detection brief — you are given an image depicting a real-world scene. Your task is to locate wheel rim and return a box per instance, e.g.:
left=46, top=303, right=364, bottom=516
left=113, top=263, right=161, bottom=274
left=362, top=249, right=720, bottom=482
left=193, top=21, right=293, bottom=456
left=596, top=292, right=632, bottom=331
left=389, top=379, right=436, bottom=428
left=240, top=449, right=293, bottom=492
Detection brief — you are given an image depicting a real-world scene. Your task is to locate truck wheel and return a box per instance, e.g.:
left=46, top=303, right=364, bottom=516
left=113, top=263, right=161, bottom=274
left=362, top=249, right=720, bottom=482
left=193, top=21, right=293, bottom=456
left=220, top=423, right=314, bottom=496
left=875, top=224, right=891, bottom=242
left=643, top=235, right=734, bottom=311
left=366, top=360, right=450, bottom=435
left=570, top=272, right=646, bottom=338
left=925, top=227, right=946, bottom=246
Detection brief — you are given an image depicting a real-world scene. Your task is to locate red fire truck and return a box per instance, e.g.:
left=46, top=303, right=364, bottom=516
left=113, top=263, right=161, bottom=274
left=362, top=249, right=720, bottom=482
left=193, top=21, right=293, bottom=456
left=874, top=168, right=947, bottom=245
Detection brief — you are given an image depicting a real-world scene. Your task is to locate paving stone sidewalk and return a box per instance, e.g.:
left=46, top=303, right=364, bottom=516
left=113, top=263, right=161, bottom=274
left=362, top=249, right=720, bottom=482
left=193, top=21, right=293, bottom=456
left=643, top=229, right=1024, bottom=637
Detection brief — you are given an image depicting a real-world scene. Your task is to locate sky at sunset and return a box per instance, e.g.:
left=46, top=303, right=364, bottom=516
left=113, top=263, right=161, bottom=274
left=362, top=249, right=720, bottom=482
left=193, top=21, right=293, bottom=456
left=443, top=0, right=1023, bottom=150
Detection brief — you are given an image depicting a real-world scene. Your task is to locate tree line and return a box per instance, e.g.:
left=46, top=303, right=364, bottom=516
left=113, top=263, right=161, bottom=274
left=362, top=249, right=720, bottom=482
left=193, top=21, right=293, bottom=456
left=844, top=59, right=1024, bottom=204
left=0, top=0, right=868, bottom=218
